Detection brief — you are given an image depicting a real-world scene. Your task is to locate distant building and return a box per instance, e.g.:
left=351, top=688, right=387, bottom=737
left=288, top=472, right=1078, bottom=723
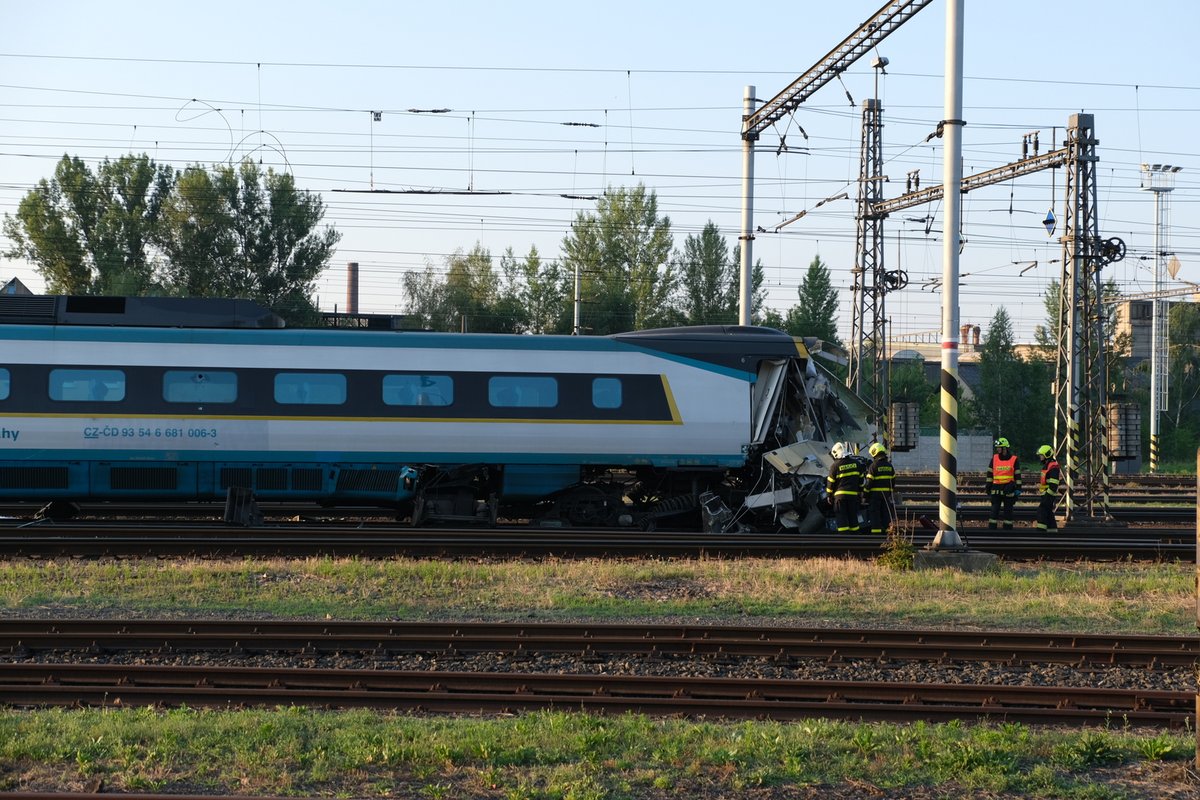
left=1112, top=298, right=1198, bottom=363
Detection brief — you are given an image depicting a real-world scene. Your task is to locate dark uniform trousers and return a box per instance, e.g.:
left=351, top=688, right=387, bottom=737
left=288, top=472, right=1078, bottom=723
left=827, top=457, right=863, bottom=534
left=1035, top=458, right=1061, bottom=533
left=862, top=456, right=896, bottom=535
left=987, top=454, right=1021, bottom=529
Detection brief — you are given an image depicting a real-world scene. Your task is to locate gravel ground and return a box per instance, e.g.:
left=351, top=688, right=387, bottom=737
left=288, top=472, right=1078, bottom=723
left=2, top=644, right=1194, bottom=692
left=1, top=604, right=1194, bottom=691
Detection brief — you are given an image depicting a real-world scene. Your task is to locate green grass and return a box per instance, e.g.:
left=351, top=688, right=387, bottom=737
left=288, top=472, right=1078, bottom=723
left=2, top=556, right=1196, bottom=797
left=1, top=707, right=1193, bottom=798
left=0, top=556, right=1193, bottom=634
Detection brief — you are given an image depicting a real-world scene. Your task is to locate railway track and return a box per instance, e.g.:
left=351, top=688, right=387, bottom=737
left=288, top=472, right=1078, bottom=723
left=2, top=662, right=1188, bottom=727
left=0, top=521, right=1191, bottom=560
left=2, top=619, right=1196, bottom=667
left=2, top=620, right=1192, bottom=728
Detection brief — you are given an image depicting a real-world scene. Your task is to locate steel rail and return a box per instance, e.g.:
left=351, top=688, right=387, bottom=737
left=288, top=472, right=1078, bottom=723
left=0, top=662, right=1187, bottom=727
left=0, top=525, right=1192, bottom=561
left=2, top=619, right=1195, bottom=668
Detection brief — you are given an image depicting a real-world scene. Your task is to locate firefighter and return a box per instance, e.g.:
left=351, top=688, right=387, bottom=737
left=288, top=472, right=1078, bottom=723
left=986, top=437, right=1021, bottom=529
left=861, top=441, right=897, bottom=535
left=1034, top=444, right=1061, bottom=534
left=826, top=442, right=862, bottom=533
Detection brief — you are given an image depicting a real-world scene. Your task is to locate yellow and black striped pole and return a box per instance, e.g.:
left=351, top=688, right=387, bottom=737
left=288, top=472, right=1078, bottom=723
left=932, top=0, right=964, bottom=549
left=939, top=353, right=960, bottom=534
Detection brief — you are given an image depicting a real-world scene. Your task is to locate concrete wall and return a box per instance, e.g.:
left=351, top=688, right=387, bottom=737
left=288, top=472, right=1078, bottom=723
left=891, top=433, right=995, bottom=473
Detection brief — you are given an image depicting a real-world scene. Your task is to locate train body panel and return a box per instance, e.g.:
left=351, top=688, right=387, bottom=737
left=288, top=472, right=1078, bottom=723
left=0, top=296, right=874, bottom=530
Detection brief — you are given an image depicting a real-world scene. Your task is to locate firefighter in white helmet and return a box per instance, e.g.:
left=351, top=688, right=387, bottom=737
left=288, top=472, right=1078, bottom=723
left=825, top=442, right=862, bottom=533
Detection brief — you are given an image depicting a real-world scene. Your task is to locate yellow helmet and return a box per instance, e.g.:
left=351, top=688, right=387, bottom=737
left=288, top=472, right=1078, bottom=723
left=868, top=442, right=886, bottom=458
left=1037, top=444, right=1053, bottom=459
left=995, top=437, right=1010, bottom=449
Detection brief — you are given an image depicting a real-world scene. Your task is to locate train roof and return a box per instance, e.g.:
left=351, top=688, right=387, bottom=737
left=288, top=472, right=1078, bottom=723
left=0, top=295, right=284, bottom=328
left=0, top=295, right=816, bottom=374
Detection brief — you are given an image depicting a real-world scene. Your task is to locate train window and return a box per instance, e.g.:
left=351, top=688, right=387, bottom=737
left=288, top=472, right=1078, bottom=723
left=0, top=368, right=7, bottom=401
left=163, top=370, right=237, bottom=403
left=489, top=376, right=558, bottom=408
left=383, top=374, right=453, bottom=407
left=592, top=377, right=622, bottom=409
left=49, top=369, right=126, bottom=402
left=274, top=372, right=347, bottom=405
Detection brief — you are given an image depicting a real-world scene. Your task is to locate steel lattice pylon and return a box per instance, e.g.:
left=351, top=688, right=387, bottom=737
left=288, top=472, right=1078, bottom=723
left=1053, top=113, right=1124, bottom=521
left=848, top=98, right=888, bottom=432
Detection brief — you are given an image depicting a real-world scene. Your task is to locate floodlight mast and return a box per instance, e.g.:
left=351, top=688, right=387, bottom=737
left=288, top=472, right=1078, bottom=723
left=737, top=0, right=935, bottom=326
left=1140, top=163, right=1181, bottom=473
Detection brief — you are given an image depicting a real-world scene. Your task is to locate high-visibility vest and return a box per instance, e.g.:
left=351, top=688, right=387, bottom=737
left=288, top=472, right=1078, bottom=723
left=1039, top=460, right=1061, bottom=495
left=991, top=454, right=1018, bottom=485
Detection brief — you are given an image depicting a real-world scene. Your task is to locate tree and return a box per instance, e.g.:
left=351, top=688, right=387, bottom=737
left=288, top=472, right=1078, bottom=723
left=5, top=155, right=340, bottom=325
left=3, top=154, right=174, bottom=295
left=780, top=255, right=840, bottom=345
left=443, top=244, right=500, bottom=332
left=1160, top=301, right=1200, bottom=464
left=158, top=161, right=339, bottom=323
left=973, top=307, right=1053, bottom=459
left=560, top=185, right=674, bottom=334
left=498, top=245, right=566, bottom=334
left=400, top=263, right=452, bottom=331
left=672, top=222, right=736, bottom=326
left=1033, top=278, right=1060, bottom=349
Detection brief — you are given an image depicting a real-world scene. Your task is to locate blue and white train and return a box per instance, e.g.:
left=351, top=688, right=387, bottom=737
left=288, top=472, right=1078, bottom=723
left=0, top=295, right=871, bottom=531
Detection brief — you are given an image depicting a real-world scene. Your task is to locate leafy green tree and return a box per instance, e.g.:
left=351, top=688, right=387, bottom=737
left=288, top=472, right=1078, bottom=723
left=498, top=245, right=566, bottom=334
left=748, top=256, right=771, bottom=327
left=890, top=359, right=933, bottom=406
left=560, top=185, right=674, bottom=334
left=672, top=222, right=736, bottom=325
left=158, top=161, right=339, bottom=323
left=443, top=244, right=500, bottom=332
left=973, top=307, right=1053, bottom=459
left=3, top=154, right=174, bottom=295
left=780, top=254, right=841, bottom=345
left=974, top=307, right=1019, bottom=437
left=5, top=155, right=339, bottom=325
left=400, top=262, right=452, bottom=331
left=1159, top=301, right=1200, bottom=465
left=1033, top=278, right=1060, bottom=349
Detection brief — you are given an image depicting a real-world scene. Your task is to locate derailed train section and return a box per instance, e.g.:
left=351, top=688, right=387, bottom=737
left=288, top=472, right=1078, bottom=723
left=0, top=295, right=873, bottom=532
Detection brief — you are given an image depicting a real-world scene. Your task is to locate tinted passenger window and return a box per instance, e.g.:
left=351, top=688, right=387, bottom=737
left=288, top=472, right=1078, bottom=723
left=274, top=373, right=346, bottom=405
left=49, top=368, right=125, bottom=402
left=0, top=368, right=8, bottom=401
left=383, top=374, right=453, bottom=406
left=163, top=370, right=237, bottom=403
left=592, top=377, right=622, bottom=409
left=489, top=376, right=558, bottom=408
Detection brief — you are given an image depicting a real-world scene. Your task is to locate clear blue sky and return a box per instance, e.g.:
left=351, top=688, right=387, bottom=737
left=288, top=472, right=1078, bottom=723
left=3, top=0, right=1197, bottom=342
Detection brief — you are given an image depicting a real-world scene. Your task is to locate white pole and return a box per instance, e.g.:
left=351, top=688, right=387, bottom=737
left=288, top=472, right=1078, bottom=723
left=573, top=262, right=581, bottom=335
left=1150, top=189, right=1161, bottom=470
left=738, top=86, right=757, bottom=326
left=934, top=0, right=965, bottom=546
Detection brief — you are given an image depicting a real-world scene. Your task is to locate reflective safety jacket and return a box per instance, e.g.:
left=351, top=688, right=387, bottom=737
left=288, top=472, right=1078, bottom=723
left=987, top=454, right=1022, bottom=493
left=862, top=455, right=895, bottom=495
left=1038, top=459, right=1061, bottom=496
left=827, top=457, right=863, bottom=497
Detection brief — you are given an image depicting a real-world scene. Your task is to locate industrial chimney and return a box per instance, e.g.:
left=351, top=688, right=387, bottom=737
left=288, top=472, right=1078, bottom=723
left=346, top=262, right=359, bottom=315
